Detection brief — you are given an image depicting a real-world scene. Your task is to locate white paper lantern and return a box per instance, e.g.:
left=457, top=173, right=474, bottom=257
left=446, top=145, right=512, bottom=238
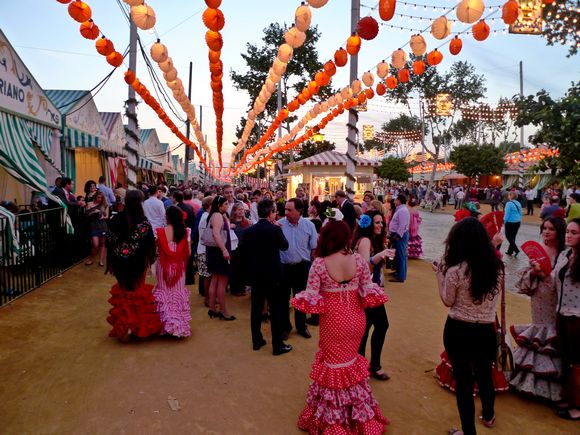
left=163, top=68, right=178, bottom=82
left=159, top=57, right=173, bottom=72
left=376, top=62, right=389, bottom=78
left=328, top=96, right=336, bottom=106
left=265, top=79, right=276, bottom=94
left=130, top=4, right=156, bottom=30
left=362, top=71, right=374, bottom=87
left=410, top=34, right=427, bottom=56
left=335, top=93, right=343, bottom=104
left=277, top=44, right=294, bottom=63
left=284, top=27, right=307, bottom=48
left=307, top=0, right=329, bottom=7
left=150, top=41, right=167, bottom=62
left=295, top=4, right=312, bottom=32
left=272, top=58, right=287, bottom=76
left=321, top=102, right=329, bottom=112
left=456, top=0, right=485, bottom=24
left=168, top=79, right=182, bottom=91
left=391, top=49, right=407, bottom=69
left=431, top=16, right=452, bottom=40
left=340, top=87, right=352, bottom=99
left=351, top=79, right=362, bottom=94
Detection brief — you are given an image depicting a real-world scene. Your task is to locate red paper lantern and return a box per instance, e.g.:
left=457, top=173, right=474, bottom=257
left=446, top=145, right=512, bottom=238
left=412, top=60, right=425, bottom=75
left=397, top=68, right=410, bottom=83
left=68, top=1, right=92, bottom=23
left=205, top=0, right=222, bottom=7
left=124, top=69, right=136, bottom=85
left=379, top=0, right=396, bottom=21
left=106, top=51, right=124, bottom=68
left=323, top=60, right=337, bottom=76
left=357, top=16, right=379, bottom=41
left=202, top=8, right=225, bottom=32
left=334, top=48, right=348, bottom=67
left=79, top=20, right=100, bottom=40
left=95, top=37, right=114, bottom=56
left=205, top=31, right=223, bottom=51
left=364, top=88, right=374, bottom=99
left=376, top=82, right=387, bottom=96
left=472, top=20, right=490, bottom=42
left=449, top=36, right=463, bottom=55
left=502, top=0, right=520, bottom=25
left=426, top=49, right=443, bottom=66
left=386, top=76, right=397, bottom=89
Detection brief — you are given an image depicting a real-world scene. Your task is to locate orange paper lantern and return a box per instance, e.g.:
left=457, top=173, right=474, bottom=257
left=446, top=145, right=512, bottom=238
left=502, top=0, right=520, bottom=25
left=323, top=60, right=337, bottom=76
left=202, top=8, right=225, bottom=32
left=204, top=0, right=222, bottom=7
left=124, top=69, right=136, bottom=85
left=68, top=1, right=92, bottom=23
left=79, top=20, right=99, bottom=40
left=386, top=76, right=397, bottom=89
left=364, top=88, right=374, bottom=99
left=449, top=36, right=463, bottom=55
left=346, top=33, right=361, bottom=56
left=472, top=20, right=490, bottom=41
left=376, top=82, right=387, bottom=96
left=106, top=51, right=124, bottom=68
left=357, top=16, right=379, bottom=41
left=426, top=49, right=443, bottom=66
left=379, top=0, right=396, bottom=21
left=398, top=68, right=410, bottom=83
left=57, top=0, right=73, bottom=3
left=205, top=31, right=223, bottom=51
left=334, top=48, right=348, bottom=67
left=412, top=60, right=425, bottom=75
left=209, top=50, right=221, bottom=63
left=95, top=37, right=114, bottom=56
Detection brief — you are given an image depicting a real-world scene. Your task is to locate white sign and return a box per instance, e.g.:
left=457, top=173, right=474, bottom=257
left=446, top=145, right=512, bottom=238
left=0, top=29, right=60, bottom=127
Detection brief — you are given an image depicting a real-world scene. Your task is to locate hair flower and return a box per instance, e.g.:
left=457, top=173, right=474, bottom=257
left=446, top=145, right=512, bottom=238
left=324, top=207, right=344, bottom=222
left=358, top=214, right=372, bottom=228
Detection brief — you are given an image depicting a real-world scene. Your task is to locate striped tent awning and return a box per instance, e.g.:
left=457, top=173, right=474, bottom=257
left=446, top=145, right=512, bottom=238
left=64, top=127, right=101, bottom=149
left=287, top=151, right=379, bottom=168
left=138, top=156, right=163, bottom=172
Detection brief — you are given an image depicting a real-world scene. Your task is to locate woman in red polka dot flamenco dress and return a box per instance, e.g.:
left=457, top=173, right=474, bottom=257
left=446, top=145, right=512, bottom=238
left=292, top=218, right=390, bottom=434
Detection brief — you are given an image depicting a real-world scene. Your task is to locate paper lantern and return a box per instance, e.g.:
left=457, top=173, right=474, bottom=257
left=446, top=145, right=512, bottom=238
left=307, top=0, right=329, bottom=8
left=472, top=20, right=490, bottom=41
left=502, top=1, right=519, bottom=25
left=277, top=44, right=293, bottom=63
left=431, top=16, right=451, bottom=40
left=158, top=57, right=174, bottom=72
left=365, top=88, right=374, bottom=99
left=204, top=0, right=221, bottom=7
left=315, top=71, right=330, bottom=86
left=376, top=82, right=387, bottom=96
left=80, top=20, right=99, bottom=40
left=350, top=79, right=361, bottom=94
left=208, top=50, right=220, bottom=63
left=106, top=51, right=124, bottom=68
left=376, top=61, right=389, bottom=78
left=357, top=93, right=367, bottom=104
left=334, top=48, right=348, bottom=67
left=150, top=41, right=168, bottom=62
left=449, top=36, right=463, bottom=55
left=410, top=34, right=427, bottom=56
left=542, top=0, right=555, bottom=3
left=379, top=0, right=396, bottom=21
left=346, top=33, right=361, bottom=55
left=131, top=4, right=156, bottom=30
left=307, top=81, right=318, bottom=94
left=168, top=78, right=182, bottom=91
left=362, top=71, right=374, bottom=87
left=124, top=0, right=144, bottom=6
left=202, top=8, right=225, bottom=32
left=456, top=0, right=485, bottom=24
left=265, top=79, right=276, bottom=93
left=124, top=70, right=136, bottom=85
left=295, top=4, right=312, bottom=32
left=284, top=27, right=306, bottom=48
left=209, top=61, right=223, bottom=74
left=272, top=58, right=287, bottom=76
left=163, top=68, right=178, bottom=82
left=340, top=87, right=352, bottom=99
left=323, top=60, right=336, bottom=77
left=205, top=31, right=223, bottom=51
left=397, top=68, right=410, bottom=83
left=68, top=1, right=92, bottom=23
left=426, top=49, right=443, bottom=66
left=357, top=16, right=379, bottom=41
left=57, top=0, right=73, bottom=3
left=95, top=37, right=114, bottom=56
left=391, top=49, right=407, bottom=69
left=412, top=60, right=425, bottom=75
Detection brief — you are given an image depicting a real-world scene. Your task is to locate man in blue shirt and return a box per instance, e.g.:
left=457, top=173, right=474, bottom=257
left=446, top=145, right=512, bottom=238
left=97, top=176, right=116, bottom=206
left=504, top=191, right=523, bottom=256
left=279, top=198, right=318, bottom=339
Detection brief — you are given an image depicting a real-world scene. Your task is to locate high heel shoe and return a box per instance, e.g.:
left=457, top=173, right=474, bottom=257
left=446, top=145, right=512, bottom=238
left=208, top=310, right=219, bottom=319
left=218, top=312, right=236, bottom=321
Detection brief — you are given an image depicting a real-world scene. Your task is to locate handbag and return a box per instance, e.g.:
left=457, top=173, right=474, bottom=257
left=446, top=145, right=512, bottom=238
left=201, top=215, right=227, bottom=248
left=496, top=275, right=514, bottom=372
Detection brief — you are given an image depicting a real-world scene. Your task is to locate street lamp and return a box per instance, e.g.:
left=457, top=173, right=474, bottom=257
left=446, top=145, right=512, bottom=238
left=312, top=132, right=325, bottom=143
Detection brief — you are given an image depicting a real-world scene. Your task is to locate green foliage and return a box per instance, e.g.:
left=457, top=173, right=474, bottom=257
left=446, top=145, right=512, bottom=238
left=513, top=81, right=580, bottom=183
left=449, top=144, right=506, bottom=180
left=375, top=157, right=410, bottom=182
left=296, top=140, right=335, bottom=160
left=542, top=3, right=579, bottom=57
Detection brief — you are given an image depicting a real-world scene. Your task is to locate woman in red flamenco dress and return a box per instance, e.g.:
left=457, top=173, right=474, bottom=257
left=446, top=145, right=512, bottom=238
left=106, top=189, right=161, bottom=341
left=291, top=219, right=390, bottom=434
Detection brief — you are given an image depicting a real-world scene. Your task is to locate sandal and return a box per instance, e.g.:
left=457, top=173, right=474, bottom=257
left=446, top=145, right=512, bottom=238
left=557, top=408, right=580, bottom=420
left=84, top=260, right=93, bottom=266
left=479, top=415, right=496, bottom=428
left=98, top=262, right=105, bottom=267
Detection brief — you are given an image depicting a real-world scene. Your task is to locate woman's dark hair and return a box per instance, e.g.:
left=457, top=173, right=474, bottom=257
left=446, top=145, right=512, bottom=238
left=315, top=220, right=351, bottom=258
left=540, top=216, right=566, bottom=257
left=84, top=180, right=96, bottom=196
left=124, top=189, right=146, bottom=229
left=166, top=205, right=186, bottom=244
left=319, top=200, right=332, bottom=218
left=568, top=218, right=580, bottom=283
left=208, top=195, right=228, bottom=221
left=352, top=210, right=385, bottom=255
left=443, top=217, right=504, bottom=304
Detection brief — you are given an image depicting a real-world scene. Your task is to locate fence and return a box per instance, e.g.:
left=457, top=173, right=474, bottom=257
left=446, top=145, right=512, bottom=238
left=0, top=207, right=88, bottom=307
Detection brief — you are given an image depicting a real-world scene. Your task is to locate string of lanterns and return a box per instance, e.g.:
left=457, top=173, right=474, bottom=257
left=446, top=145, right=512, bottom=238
left=410, top=162, right=455, bottom=174
left=505, top=147, right=560, bottom=165
left=375, top=130, right=423, bottom=142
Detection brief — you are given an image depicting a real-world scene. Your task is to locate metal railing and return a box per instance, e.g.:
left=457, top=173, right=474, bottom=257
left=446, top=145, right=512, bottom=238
left=0, top=207, right=89, bottom=306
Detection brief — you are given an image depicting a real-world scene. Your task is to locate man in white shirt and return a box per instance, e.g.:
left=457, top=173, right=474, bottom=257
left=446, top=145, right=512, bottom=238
left=143, top=186, right=166, bottom=231
left=524, top=187, right=536, bottom=215
left=455, top=188, right=465, bottom=210
left=250, top=189, right=262, bottom=224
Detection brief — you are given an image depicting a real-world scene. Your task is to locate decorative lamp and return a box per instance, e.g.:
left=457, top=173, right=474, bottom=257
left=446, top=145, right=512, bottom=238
left=158, top=57, right=174, bottom=72
left=131, top=4, right=156, bottom=30
left=346, top=33, right=362, bottom=55
left=334, top=48, right=348, bottom=66
left=472, top=20, right=490, bottom=41
left=95, top=37, right=114, bottom=56
left=202, top=8, right=225, bottom=32
left=106, top=51, right=124, bottom=68
left=307, top=0, right=329, bottom=8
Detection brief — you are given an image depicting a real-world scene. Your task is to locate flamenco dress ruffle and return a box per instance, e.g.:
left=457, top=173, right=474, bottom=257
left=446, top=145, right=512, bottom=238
left=107, top=282, right=162, bottom=339
left=407, top=235, right=423, bottom=259
left=153, top=262, right=191, bottom=338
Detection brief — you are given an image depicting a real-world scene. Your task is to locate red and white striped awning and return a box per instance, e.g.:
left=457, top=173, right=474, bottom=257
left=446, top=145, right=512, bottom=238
left=288, top=151, right=379, bottom=168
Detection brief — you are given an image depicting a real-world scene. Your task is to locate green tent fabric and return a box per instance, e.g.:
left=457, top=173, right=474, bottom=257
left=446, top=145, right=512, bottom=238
left=0, top=111, right=73, bottom=234
left=0, top=207, right=19, bottom=255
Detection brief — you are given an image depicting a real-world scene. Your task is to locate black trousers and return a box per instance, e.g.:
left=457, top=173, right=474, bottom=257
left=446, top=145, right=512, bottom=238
left=282, top=261, right=311, bottom=333
left=557, top=314, right=580, bottom=407
left=504, top=221, right=521, bottom=255
left=526, top=199, right=534, bottom=215
left=229, top=248, right=245, bottom=295
left=251, top=282, right=285, bottom=349
left=444, top=317, right=496, bottom=435
left=358, top=305, right=389, bottom=371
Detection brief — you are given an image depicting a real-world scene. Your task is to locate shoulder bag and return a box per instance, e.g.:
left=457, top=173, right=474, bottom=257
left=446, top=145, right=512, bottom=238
left=201, top=214, right=227, bottom=248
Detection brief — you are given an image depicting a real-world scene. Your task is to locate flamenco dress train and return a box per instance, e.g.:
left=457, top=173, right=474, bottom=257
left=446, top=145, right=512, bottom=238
left=291, top=254, right=390, bottom=434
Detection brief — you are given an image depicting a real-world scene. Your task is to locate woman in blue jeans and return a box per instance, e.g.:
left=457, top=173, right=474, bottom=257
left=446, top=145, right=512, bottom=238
left=433, top=217, right=504, bottom=435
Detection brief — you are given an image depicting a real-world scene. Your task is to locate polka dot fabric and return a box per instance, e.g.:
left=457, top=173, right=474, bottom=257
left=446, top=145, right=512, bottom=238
left=291, top=254, right=389, bottom=434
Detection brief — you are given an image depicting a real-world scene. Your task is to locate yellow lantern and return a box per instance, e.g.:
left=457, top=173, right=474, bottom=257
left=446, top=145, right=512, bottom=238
left=431, top=16, right=452, bottom=40
left=456, top=0, right=485, bottom=24
left=277, top=44, right=293, bottom=63
left=307, top=0, right=329, bottom=7
left=130, top=4, right=156, bottom=30
left=410, top=34, right=427, bottom=56
left=295, top=4, right=312, bottom=32
left=391, top=48, right=407, bottom=70
left=158, top=57, right=173, bottom=72
left=150, top=41, right=168, bottom=62
left=362, top=71, right=374, bottom=87
left=284, top=27, right=306, bottom=49
left=376, top=61, right=389, bottom=78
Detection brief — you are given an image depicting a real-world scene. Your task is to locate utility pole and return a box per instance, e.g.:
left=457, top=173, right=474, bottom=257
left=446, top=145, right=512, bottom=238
left=276, top=82, right=283, bottom=180
left=184, top=61, right=193, bottom=182
left=125, top=20, right=139, bottom=188
left=345, top=0, right=360, bottom=196
left=419, top=98, right=426, bottom=184
left=518, top=60, right=525, bottom=190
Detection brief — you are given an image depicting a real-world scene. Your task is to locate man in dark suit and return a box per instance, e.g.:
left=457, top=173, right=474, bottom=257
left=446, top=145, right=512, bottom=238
left=335, top=190, right=356, bottom=231
left=239, top=199, right=292, bottom=356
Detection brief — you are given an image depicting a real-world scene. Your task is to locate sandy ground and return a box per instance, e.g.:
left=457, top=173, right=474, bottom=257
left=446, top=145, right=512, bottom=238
left=0, top=260, right=576, bottom=435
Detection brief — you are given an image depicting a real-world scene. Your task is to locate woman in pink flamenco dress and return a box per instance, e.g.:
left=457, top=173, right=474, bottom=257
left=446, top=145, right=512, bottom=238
left=292, top=219, right=390, bottom=434
left=153, top=206, right=192, bottom=337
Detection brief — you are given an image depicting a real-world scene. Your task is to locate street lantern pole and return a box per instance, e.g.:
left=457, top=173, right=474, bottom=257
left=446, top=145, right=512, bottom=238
left=125, top=20, right=139, bottom=188
left=345, top=0, right=360, bottom=197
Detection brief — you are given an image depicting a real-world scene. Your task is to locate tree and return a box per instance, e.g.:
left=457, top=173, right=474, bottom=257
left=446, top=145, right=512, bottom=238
left=449, top=144, right=506, bottom=185
left=542, top=3, right=580, bottom=57
left=295, top=139, right=335, bottom=161
left=375, top=157, right=410, bottom=182
left=513, top=81, right=580, bottom=183
left=230, top=23, right=335, bottom=161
